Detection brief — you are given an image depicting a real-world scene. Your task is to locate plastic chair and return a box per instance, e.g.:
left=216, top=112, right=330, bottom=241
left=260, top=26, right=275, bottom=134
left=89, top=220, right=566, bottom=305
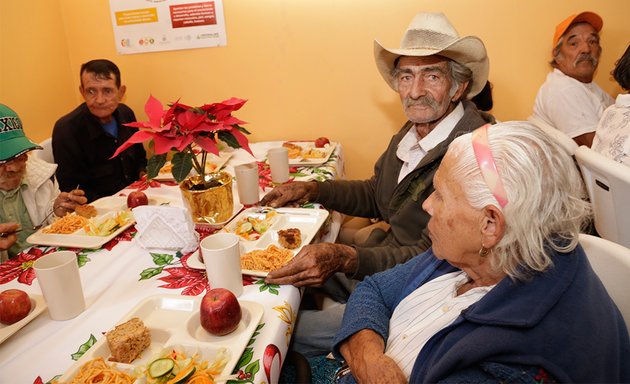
left=33, top=137, right=54, bottom=163
left=528, top=117, right=578, bottom=156
left=579, top=234, right=630, bottom=328
left=575, top=146, right=630, bottom=248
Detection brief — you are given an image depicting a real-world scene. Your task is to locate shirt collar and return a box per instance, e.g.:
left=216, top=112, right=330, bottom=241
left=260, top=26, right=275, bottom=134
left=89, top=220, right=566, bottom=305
left=396, top=102, right=465, bottom=162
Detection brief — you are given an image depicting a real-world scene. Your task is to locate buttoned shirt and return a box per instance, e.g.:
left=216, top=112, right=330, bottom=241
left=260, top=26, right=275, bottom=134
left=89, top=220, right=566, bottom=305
left=0, top=182, right=35, bottom=260
left=397, top=102, right=465, bottom=182
left=385, top=271, right=494, bottom=378
left=592, top=94, right=630, bottom=166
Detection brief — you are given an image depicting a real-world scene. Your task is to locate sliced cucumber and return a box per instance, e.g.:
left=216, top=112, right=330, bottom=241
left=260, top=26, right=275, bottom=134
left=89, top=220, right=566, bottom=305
left=148, top=357, right=175, bottom=378
left=237, top=221, right=253, bottom=233
left=172, top=365, right=196, bottom=384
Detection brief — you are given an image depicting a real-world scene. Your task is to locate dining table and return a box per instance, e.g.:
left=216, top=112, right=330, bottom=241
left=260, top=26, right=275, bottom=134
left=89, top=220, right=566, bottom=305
left=0, top=141, right=344, bottom=384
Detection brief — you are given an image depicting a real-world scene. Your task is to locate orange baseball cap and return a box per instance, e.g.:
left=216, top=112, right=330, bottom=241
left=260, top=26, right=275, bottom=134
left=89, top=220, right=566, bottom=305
left=553, top=11, right=603, bottom=47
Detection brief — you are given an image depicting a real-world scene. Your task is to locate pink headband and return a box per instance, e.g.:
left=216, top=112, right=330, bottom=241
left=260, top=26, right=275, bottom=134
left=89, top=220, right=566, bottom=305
left=471, top=124, right=508, bottom=208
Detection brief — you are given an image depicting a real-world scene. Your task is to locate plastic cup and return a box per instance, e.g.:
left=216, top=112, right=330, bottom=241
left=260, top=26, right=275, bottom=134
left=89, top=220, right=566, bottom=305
left=200, top=233, right=243, bottom=296
left=234, top=162, right=260, bottom=206
left=267, top=147, right=290, bottom=183
left=33, top=251, right=86, bottom=320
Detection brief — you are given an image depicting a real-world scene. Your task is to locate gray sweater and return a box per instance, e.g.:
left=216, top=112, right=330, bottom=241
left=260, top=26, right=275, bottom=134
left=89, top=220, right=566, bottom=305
left=316, top=101, right=493, bottom=279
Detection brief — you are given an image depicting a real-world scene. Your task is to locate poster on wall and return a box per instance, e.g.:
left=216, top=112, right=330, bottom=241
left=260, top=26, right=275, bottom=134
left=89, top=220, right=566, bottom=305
left=109, top=0, right=227, bottom=54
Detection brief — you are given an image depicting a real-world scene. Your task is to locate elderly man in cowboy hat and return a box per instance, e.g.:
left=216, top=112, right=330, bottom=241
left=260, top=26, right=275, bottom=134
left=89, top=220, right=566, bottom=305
left=0, top=104, right=86, bottom=261
left=531, top=11, right=613, bottom=147
left=260, top=12, right=493, bottom=357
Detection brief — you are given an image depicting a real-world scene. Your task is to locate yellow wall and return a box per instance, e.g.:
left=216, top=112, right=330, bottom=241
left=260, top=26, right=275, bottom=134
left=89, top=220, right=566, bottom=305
left=1, top=0, right=629, bottom=179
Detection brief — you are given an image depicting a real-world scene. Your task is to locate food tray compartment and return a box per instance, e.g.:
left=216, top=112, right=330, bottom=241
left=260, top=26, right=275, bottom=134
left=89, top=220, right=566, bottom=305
left=284, top=142, right=337, bottom=166
left=59, top=295, right=263, bottom=384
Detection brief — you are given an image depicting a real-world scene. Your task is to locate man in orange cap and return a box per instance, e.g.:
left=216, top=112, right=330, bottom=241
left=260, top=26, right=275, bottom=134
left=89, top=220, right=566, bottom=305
left=531, top=11, right=613, bottom=147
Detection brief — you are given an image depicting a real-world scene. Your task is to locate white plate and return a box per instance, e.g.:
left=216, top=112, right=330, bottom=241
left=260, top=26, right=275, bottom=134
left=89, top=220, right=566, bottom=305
left=92, top=195, right=172, bottom=212
left=59, top=294, right=263, bottom=383
left=26, top=210, right=136, bottom=250
left=282, top=142, right=336, bottom=166
left=0, top=294, right=47, bottom=344
left=188, top=208, right=329, bottom=277
left=155, top=152, right=233, bottom=181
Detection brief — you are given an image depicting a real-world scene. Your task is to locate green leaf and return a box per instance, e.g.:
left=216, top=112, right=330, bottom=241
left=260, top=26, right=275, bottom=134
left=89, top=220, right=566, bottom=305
left=140, top=266, right=163, bottom=280
left=70, top=334, right=97, bottom=360
left=47, top=374, right=62, bottom=384
left=171, top=151, right=194, bottom=182
left=235, top=124, right=251, bottom=135
left=217, top=131, right=240, bottom=149
left=234, top=347, right=253, bottom=370
left=151, top=253, right=174, bottom=266
left=244, top=360, right=260, bottom=376
left=268, top=288, right=279, bottom=295
left=147, top=153, right=167, bottom=179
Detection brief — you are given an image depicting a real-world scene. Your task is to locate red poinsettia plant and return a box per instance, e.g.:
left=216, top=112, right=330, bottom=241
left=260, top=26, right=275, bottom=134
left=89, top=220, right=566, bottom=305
left=112, top=95, right=252, bottom=183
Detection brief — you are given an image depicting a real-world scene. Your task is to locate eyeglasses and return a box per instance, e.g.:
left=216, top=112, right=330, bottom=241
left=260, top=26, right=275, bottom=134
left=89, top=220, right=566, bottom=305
left=471, top=124, right=508, bottom=208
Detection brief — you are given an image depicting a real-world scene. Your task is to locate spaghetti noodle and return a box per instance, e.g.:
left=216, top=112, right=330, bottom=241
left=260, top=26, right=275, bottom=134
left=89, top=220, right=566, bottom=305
left=68, top=358, right=134, bottom=384
left=42, top=214, right=88, bottom=234
left=241, top=245, right=294, bottom=272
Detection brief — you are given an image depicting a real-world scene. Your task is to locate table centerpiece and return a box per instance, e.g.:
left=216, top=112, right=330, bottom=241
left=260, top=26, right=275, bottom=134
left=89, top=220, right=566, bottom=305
left=113, top=95, right=253, bottom=223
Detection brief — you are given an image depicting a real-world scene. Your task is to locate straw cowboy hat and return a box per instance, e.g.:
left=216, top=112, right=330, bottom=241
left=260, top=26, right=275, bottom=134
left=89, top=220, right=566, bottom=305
left=374, top=12, right=489, bottom=98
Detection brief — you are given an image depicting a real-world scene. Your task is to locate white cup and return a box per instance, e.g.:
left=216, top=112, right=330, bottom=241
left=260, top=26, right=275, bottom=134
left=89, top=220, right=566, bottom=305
left=200, top=233, right=243, bottom=296
left=234, top=162, right=260, bottom=206
left=267, top=147, right=290, bottom=183
left=33, top=251, right=86, bottom=320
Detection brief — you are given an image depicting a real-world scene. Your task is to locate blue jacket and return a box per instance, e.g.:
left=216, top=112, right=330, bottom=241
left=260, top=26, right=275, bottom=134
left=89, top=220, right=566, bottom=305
left=332, top=246, right=630, bottom=383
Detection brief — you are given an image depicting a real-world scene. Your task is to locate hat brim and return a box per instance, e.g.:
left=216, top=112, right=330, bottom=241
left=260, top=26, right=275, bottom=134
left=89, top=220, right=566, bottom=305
left=374, top=36, right=489, bottom=98
left=0, top=136, right=42, bottom=162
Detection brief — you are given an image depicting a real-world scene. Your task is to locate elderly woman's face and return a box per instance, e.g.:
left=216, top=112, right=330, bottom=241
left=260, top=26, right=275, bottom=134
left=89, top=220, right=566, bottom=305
left=422, top=153, right=484, bottom=267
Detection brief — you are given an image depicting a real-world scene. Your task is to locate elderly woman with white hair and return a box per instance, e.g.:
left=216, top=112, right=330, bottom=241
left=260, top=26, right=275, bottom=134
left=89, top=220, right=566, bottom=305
left=331, top=122, right=630, bottom=383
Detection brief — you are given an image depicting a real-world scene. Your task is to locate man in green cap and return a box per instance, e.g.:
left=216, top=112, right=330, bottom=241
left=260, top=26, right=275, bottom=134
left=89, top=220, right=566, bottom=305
left=0, top=104, right=87, bottom=261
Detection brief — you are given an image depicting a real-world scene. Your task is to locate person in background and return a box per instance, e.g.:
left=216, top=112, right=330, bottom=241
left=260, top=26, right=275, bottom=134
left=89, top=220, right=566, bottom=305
left=531, top=11, right=614, bottom=147
left=332, top=122, right=630, bottom=383
left=52, top=59, right=147, bottom=202
left=260, top=12, right=493, bottom=357
left=592, top=44, right=630, bottom=165
left=0, top=104, right=86, bottom=261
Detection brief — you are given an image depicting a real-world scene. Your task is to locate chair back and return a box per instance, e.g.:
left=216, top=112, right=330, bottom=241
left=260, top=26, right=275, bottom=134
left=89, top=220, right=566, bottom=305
left=579, top=234, right=630, bottom=329
left=33, top=137, right=54, bottom=163
left=528, top=117, right=578, bottom=156
left=575, top=145, right=630, bottom=248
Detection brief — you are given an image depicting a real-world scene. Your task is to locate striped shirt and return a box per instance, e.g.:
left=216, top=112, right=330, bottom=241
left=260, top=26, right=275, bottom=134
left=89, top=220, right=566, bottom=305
left=385, top=271, right=495, bottom=377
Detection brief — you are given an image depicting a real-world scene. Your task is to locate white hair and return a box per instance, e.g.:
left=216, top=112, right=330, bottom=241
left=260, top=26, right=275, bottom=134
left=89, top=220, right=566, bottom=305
left=447, top=121, right=592, bottom=280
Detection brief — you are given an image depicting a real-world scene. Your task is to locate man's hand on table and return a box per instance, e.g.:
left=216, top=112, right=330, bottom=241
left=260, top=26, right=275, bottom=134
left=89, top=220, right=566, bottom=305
left=53, top=189, right=88, bottom=217
left=260, top=181, right=319, bottom=208
left=264, top=242, right=358, bottom=286
left=0, top=222, right=19, bottom=251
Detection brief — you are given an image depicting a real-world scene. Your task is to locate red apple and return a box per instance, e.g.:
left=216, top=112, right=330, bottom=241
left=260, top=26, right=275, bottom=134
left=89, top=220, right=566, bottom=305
left=315, top=137, right=330, bottom=148
left=200, top=288, right=242, bottom=336
left=0, top=289, right=32, bottom=325
left=127, top=191, right=149, bottom=208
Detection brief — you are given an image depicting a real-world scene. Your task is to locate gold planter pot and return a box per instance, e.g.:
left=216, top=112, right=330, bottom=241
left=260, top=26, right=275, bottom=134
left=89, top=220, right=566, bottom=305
left=179, top=171, right=234, bottom=224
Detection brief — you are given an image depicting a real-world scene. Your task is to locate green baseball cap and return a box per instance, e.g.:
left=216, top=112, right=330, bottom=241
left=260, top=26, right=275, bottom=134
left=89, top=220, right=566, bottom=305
left=0, top=104, right=42, bottom=163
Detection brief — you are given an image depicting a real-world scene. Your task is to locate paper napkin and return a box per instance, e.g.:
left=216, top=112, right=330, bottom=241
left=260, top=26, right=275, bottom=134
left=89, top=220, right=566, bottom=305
left=132, top=205, right=199, bottom=253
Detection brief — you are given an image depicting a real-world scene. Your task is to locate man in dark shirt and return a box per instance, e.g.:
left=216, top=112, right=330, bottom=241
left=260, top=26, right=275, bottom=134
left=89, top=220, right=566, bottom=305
left=53, top=59, right=146, bottom=202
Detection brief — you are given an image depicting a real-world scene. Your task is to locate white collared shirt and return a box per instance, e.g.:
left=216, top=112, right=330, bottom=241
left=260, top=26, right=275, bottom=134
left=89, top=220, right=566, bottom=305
left=385, top=271, right=495, bottom=378
left=396, top=102, right=464, bottom=183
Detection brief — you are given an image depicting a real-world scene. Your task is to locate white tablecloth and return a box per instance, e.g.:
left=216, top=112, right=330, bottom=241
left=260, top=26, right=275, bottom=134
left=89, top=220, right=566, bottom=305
left=0, top=142, right=344, bottom=384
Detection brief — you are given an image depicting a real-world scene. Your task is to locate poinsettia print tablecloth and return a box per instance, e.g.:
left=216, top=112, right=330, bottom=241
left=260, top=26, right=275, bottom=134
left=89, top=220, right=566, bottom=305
left=0, top=142, right=344, bottom=384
